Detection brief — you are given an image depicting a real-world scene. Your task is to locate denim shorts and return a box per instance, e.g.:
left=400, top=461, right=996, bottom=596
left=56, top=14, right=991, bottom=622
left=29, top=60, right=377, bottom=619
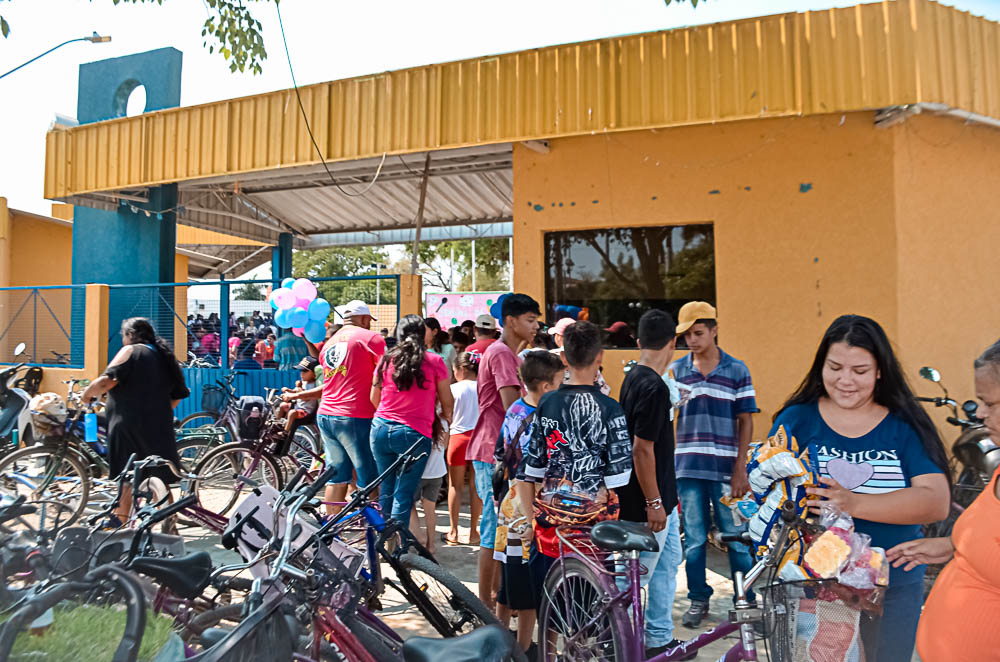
left=317, top=415, right=377, bottom=487
left=472, top=460, right=497, bottom=549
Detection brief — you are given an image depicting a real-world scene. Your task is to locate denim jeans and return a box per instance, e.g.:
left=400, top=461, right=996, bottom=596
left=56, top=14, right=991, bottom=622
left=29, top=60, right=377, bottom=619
left=369, top=418, right=431, bottom=526
left=317, top=415, right=377, bottom=488
left=471, top=460, right=497, bottom=549
left=615, top=508, right=683, bottom=647
left=677, top=478, right=755, bottom=603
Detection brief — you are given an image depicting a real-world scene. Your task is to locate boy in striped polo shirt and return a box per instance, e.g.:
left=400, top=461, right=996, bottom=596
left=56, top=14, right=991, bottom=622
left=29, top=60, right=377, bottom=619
left=669, top=301, right=759, bottom=628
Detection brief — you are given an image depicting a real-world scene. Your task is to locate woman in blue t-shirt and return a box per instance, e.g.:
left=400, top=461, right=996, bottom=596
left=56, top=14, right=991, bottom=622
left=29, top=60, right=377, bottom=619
left=771, top=315, right=950, bottom=662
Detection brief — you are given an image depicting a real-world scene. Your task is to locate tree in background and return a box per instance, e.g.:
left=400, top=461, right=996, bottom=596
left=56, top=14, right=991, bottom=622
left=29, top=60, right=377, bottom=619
left=293, top=245, right=397, bottom=308
left=405, top=238, right=510, bottom=292
left=234, top=282, right=265, bottom=301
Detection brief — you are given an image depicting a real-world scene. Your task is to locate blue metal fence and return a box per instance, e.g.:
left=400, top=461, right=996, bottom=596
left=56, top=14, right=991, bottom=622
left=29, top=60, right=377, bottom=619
left=175, top=367, right=300, bottom=420
left=0, top=285, right=85, bottom=367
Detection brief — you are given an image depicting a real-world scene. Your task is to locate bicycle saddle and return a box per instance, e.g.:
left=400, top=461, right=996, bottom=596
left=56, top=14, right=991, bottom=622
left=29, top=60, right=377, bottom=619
left=130, top=551, right=213, bottom=599
left=402, top=625, right=512, bottom=662
left=590, top=520, right=659, bottom=553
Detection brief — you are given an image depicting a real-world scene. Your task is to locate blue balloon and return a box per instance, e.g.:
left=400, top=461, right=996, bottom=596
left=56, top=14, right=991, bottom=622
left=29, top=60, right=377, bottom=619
left=304, top=320, right=326, bottom=344
left=281, top=277, right=295, bottom=290
left=274, top=307, right=292, bottom=328
left=289, top=306, right=309, bottom=328
left=308, top=298, right=331, bottom=322
left=490, top=292, right=510, bottom=327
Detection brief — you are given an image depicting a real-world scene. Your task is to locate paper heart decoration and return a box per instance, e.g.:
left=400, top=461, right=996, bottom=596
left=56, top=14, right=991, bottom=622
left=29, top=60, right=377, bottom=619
left=826, top=458, right=874, bottom=491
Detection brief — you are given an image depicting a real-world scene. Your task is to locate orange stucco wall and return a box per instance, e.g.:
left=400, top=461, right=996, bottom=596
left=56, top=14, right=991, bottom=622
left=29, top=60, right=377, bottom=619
left=512, top=111, right=994, bottom=434
left=892, top=114, right=1000, bottom=435
left=9, top=213, right=72, bottom=286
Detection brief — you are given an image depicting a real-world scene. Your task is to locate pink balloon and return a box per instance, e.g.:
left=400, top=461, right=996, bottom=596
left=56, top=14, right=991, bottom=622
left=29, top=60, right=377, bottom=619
left=274, top=288, right=296, bottom=310
left=291, top=278, right=317, bottom=302
left=295, top=297, right=312, bottom=311
left=292, top=326, right=305, bottom=337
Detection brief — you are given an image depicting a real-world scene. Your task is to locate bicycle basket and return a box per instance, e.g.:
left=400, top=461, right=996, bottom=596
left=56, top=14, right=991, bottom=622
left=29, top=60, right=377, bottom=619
left=761, top=580, right=880, bottom=662
left=201, top=385, right=227, bottom=416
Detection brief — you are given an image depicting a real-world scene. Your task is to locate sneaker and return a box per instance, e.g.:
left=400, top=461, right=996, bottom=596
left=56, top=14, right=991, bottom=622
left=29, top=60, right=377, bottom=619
left=100, top=515, right=124, bottom=530
left=681, top=600, right=710, bottom=628
left=646, top=639, right=698, bottom=660
left=525, top=642, right=539, bottom=662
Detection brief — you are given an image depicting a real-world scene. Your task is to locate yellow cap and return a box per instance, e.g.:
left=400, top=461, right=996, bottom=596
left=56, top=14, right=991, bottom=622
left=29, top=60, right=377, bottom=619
left=675, top=301, right=717, bottom=335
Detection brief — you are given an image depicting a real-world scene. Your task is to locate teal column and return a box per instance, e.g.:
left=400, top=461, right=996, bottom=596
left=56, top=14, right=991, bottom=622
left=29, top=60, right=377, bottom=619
left=219, top=275, right=230, bottom=370
left=272, top=232, right=293, bottom=285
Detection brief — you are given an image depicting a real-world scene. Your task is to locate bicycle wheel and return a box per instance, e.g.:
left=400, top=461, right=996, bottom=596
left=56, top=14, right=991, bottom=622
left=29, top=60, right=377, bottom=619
left=0, top=445, right=89, bottom=532
left=393, top=552, right=503, bottom=637
left=538, top=556, right=630, bottom=662
left=176, top=434, right=222, bottom=473
left=337, top=609, right=403, bottom=661
left=177, top=410, right=225, bottom=433
left=194, top=443, right=284, bottom=516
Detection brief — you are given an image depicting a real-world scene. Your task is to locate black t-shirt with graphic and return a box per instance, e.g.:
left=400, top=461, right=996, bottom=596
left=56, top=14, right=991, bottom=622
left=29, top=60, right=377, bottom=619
left=616, top=364, right=679, bottom=523
left=518, top=384, right=633, bottom=491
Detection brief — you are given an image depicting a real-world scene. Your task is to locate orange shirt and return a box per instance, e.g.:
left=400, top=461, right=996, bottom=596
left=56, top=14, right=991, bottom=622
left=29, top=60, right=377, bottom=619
left=917, top=467, right=1000, bottom=662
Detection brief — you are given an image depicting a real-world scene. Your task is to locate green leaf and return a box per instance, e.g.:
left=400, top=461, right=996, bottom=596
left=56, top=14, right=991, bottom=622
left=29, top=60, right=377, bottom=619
left=1, top=16, right=9, bottom=38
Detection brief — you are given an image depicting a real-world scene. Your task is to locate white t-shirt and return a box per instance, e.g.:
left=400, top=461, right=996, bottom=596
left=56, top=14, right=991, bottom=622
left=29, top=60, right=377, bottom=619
left=449, top=379, right=480, bottom=434
left=422, top=445, right=448, bottom=479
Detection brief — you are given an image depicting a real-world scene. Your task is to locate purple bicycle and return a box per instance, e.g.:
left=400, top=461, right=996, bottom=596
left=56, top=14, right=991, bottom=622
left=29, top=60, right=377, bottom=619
left=538, top=501, right=801, bottom=662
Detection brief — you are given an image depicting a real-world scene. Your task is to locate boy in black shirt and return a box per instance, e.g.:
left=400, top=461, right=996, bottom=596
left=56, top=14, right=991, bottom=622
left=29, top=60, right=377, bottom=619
left=617, top=309, right=692, bottom=660
left=518, top=321, right=633, bottom=597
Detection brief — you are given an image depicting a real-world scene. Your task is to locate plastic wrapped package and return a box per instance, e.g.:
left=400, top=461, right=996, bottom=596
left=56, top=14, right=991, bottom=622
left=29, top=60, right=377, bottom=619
left=748, top=446, right=809, bottom=495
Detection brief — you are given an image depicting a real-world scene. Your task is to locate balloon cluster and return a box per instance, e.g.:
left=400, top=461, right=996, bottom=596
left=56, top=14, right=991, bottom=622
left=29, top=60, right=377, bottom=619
left=269, top=278, right=330, bottom=344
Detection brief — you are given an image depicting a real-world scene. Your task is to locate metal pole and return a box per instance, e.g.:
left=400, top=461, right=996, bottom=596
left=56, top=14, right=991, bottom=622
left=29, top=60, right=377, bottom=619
left=471, top=239, right=477, bottom=291
left=32, top=290, right=37, bottom=363
left=509, top=236, right=514, bottom=290
left=450, top=244, right=455, bottom=290
left=409, top=153, right=432, bottom=276
left=376, top=263, right=381, bottom=305
left=219, top=275, right=230, bottom=370
left=0, top=35, right=110, bottom=81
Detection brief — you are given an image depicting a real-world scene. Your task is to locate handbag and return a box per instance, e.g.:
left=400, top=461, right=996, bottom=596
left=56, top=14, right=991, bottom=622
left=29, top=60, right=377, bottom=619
left=491, top=412, right=535, bottom=506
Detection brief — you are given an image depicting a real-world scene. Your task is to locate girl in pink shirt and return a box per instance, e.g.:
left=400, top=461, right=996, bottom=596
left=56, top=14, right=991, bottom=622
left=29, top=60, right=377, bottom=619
left=370, top=315, right=455, bottom=525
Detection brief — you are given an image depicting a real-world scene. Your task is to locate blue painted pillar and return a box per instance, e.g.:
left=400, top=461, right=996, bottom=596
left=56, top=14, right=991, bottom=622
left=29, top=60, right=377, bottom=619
left=272, top=232, right=293, bottom=284
left=70, top=48, right=183, bottom=362
left=219, top=275, right=230, bottom=370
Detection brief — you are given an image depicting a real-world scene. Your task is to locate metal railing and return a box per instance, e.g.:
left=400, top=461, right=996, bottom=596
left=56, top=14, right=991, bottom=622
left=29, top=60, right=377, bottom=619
left=0, top=285, right=85, bottom=367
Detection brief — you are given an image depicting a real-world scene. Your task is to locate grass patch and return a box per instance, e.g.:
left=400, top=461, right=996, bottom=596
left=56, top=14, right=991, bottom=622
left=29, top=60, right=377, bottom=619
left=8, top=605, right=175, bottom=662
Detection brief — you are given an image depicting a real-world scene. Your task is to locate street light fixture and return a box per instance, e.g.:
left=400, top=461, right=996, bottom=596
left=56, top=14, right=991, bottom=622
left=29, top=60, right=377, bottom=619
left=0, top=32, right=112, bottom=81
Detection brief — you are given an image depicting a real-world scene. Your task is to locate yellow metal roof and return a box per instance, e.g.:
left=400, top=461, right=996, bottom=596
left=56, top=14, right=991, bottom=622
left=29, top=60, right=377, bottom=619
left=44, top=0, right=1000, bottom=199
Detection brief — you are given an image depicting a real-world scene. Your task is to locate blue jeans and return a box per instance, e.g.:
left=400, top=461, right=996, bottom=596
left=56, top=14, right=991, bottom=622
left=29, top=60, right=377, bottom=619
left=615, top=508, right=683, bottom=647
left=317, top=415, right=377, bottom=488
left=860, top=579, right=922, bottom=662
left=369, top=418, right=431, bottom=526
left=677, top=478, right=755, bottom=603
left=472, top=460, right=496, bottom=549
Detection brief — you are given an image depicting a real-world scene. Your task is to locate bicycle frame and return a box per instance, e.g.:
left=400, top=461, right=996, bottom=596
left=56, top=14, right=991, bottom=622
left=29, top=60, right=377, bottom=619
left=548, top=509, right=797, bottom=662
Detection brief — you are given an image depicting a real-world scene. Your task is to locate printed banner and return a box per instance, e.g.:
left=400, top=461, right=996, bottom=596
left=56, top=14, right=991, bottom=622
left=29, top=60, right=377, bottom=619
left=424, top=292, right=505, bottom=327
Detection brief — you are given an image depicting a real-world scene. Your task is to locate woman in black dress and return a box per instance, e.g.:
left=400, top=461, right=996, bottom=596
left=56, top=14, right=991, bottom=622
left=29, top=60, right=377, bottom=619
left=82, top=317, right=189, bottom=520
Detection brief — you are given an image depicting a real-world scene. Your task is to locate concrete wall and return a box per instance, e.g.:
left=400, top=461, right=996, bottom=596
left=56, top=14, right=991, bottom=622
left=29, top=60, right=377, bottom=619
left=513, top=109, right=1000, bottom=441
left=892, top=113, right=1000, bottom=435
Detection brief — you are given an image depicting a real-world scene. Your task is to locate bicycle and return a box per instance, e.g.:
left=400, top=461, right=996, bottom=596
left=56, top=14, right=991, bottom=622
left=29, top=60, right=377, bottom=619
left=537, top=500, right=802, bottom=662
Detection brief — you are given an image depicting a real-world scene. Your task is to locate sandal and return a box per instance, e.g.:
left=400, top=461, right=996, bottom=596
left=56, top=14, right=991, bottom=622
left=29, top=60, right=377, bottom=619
left=442, top=532, right=460, bottom=545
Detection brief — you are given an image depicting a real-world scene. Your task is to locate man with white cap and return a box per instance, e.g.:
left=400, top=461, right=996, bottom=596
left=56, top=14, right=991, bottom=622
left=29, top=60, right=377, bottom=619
left=284, top=299, right=385, bottom=513
left=466, top=313, right=499, bottom=354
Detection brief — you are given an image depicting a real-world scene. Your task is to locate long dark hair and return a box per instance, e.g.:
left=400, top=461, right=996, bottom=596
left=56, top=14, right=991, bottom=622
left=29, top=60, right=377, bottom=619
left=774, top=315, right=950, bottom=485
left=376, top=314, right=428, bottom=391
left=121, top=317, right=185, bottom=390
left=424, top=317, right=449, bottom=353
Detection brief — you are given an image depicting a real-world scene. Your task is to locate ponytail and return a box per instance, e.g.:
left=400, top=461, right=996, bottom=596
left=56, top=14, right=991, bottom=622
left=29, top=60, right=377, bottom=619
left=376, top=314, right=428, bottom=391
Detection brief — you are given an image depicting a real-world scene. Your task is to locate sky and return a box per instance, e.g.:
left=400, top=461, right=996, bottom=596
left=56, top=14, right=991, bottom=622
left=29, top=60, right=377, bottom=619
left=1, top=0, right=998, bottom=216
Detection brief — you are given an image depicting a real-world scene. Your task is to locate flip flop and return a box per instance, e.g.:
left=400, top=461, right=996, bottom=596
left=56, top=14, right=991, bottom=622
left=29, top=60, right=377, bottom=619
left=441, top=532, right=460, bottom=545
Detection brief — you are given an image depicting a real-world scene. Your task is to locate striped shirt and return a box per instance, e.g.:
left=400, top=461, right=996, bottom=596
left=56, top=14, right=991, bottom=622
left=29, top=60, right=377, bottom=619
left=671, top=349, right=759, bottom=482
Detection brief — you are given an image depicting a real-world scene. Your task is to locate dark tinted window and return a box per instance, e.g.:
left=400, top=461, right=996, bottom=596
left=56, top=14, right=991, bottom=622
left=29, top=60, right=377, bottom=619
left=544, top=225, right=716, bottom=348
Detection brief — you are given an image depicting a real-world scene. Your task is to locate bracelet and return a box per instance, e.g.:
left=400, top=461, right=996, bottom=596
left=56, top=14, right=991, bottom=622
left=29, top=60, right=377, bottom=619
left=646, top=501, right=663, bottom=511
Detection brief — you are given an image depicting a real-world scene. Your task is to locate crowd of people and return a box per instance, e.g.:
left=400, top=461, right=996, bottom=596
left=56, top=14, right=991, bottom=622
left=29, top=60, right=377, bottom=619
left=98, top=292, right=1000, bottom=662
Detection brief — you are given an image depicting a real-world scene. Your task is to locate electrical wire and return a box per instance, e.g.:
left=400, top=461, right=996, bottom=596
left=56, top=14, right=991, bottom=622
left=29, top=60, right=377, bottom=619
left=275, top=2, right=386, bottom=198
